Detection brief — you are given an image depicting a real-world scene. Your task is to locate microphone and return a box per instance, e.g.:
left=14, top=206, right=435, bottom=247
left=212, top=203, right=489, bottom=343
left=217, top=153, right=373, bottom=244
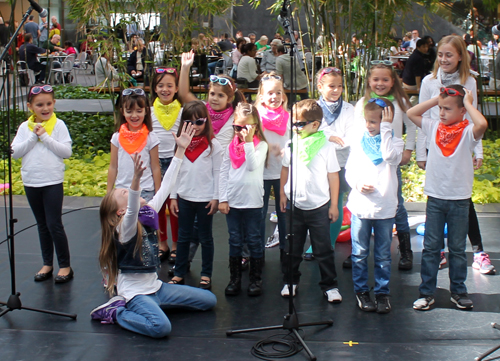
left=280, top=0, right=289, bottom=19
left=27, top=0, right=48, bottom=17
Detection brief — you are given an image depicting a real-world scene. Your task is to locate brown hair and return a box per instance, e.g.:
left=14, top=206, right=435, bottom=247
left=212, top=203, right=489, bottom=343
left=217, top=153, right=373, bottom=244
left=208, top=75, right=246, bottom=109
left=364, top=64, right=411, bottom=112
left=255, top=71, right=288, bottom=110
left=118, top=89, right=153, bottom=132
left=27, top=83, right=55, bottom=103
left=432, top=35, right=472, bottom=85
left=177, top=100, right=214, bottom=154
left=315, top=67, right=343, bottom=87
left=439, top=84, right=465, bottom=107
left=150, top=70, right=179, bottom=104
left=234, top=103, right=269, bottom=166
left=364, top=98, right=395, bottom=120
left=293, top=99, right=323, bottom=123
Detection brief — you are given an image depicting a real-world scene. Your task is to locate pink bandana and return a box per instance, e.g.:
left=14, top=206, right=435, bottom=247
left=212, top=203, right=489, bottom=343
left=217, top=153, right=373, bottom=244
left=228, top=135, right=260, bottom=169
left=206, top=103, right=234, bottom=135
left=260, top=106, right=289, bottom=136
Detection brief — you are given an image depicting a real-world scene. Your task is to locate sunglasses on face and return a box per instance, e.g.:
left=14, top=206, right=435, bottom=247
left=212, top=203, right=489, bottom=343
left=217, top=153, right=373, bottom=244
left=318, top=67, right=342, bottom=82
left=261, top=75, right=282, bottom=82
left=210, top=75, right=233, bottom=89
left=30, top=84, right=53, bottom=96
left=293, top=120, right=316, bottom=129
left=370, top=60, right=393, bottom=67
left=122, top=88, right=145, bottom=96
left=367, top=98, right=388, bottom=108
left=232, top=124, right=250, bottom=132
left=185, top=118, right=207, bottom=126
left=155, top=68, right=178, bottom=77
left=440, top=87, right=464, bottom=97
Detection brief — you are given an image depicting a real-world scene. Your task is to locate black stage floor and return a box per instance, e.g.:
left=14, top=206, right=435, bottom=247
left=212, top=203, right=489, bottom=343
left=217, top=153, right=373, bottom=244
left=1, top=203, right=500, bottom=361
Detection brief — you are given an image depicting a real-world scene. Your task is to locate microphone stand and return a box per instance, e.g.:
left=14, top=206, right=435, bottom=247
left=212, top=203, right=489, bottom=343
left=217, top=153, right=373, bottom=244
left=226, top=3, right=332, bottom=360
left=0, top=6, right=77, bottom=320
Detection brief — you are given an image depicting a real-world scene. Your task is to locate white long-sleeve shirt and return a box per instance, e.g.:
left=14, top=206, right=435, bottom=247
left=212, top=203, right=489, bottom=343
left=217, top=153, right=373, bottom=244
left=262, top=121, right=290, bottom=180
left=219, top=140, right=268, bottom=208
left=11, top=119, right=72, bottom=187
left=116, top=157, right=182, bottom=301
left=171, top=139, right=223, bottom=202
left=346, top=122, right=404, bottom=219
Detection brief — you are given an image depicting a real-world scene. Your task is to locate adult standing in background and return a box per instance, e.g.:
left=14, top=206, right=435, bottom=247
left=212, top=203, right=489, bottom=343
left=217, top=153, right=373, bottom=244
left=402, top=39, right=429, bottom=91
left=49, top=16, right=61, bottom=41
left=24, top=16, right=40, bottom=45
left=39, top=16, right=49, bottom=47
left=409, top=30, right=420, bottom=50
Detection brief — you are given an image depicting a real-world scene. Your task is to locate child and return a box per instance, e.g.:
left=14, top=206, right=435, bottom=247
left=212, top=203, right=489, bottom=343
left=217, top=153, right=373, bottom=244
left=91, top=126, right=217, bottom=338
left=346, top=99, right=404, bottom=314
left=11, top=84, right=73, bottom=283
left=255, top=72, right=289, bottom=254
left=303, top=67, right=355, bottom=261
left=407, top=85, right=488, bottom=311
left=151, top=67, right=183, bottom=263
left=353, top=60, right=416, bottom=270
left=416, top=35, right=494, bottom=275
left=107, top=87, right=161, bottom=204
left=168, top=101, right=223, bottom=289
left=280, top=99, right=341, bottom=303
left=219, top=103, right=268, bottom=297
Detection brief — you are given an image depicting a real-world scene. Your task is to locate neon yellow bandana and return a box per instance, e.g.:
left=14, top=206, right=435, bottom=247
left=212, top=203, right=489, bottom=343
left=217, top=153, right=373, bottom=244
left=27, top=112, right=57, bottom=136
left=297, top=131, right=326, bottom=165
left=153, top=98, right=181, bottom=131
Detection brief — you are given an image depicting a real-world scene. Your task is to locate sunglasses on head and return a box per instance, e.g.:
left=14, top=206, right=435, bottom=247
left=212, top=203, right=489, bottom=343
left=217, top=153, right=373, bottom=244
left=261, top=75, right=282, bottom=82
left=370, top=60, right=393, bottom=67
left=122, top=88, right=145, bottom=96
left=293, top=120, right=316, bottom=129
left=185, top=118, right=207, bottom=126
left=155, top=68, right=178, bottom=77
left=210, top=75, right=233, bottom=89
left=367, top=98, right=389, bottom=108
left=440, top=87, right=464, bottom=97
left=30, top=84, right=53, bottom=96
left=318, top=67, right=342, bottom=81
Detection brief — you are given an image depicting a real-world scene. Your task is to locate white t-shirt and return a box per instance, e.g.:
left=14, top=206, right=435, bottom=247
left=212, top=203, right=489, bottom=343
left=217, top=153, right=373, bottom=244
left=346, top=122, right=404, bottom=219
left=171, top=138, right=223, bottom=202
left=282, top=137, right=340, bottom=211
left=111, top=132, right=160, bottom=192
left=318, top=101, right=355, bottom=168
left=421, top=116, right=478, bottom=200
left=219, top=140, right=268, bottom=208
left=11, top=119, right=72, bottom=187
left=237, top=56, right=259, bottom=83
left=151, top=106, right=182, bottom=159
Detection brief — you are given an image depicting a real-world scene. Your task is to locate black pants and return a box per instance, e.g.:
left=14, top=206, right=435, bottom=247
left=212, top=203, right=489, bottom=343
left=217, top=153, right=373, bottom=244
left=31, top=62, right=46, bottom=82
left=468, top=198, right=483, bottom=252
left=25, top=183, right=70, bottom=268
left=282, top=202, right=338, bottom=291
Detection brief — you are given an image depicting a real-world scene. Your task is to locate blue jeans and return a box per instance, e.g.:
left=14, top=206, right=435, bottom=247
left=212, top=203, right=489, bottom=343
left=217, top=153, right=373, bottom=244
left=226, top=207, right=263, bottom=258
left=395, top=166, right=410, bottom=234
left=116, top=282, right=216, bottom=338
left=351, top=215, right=394, bottom=295
left=261, top=179, right=287, bottom=250
left=419, top=197, right=470, bottom=296
left=175, top=198, right=214, bottom=278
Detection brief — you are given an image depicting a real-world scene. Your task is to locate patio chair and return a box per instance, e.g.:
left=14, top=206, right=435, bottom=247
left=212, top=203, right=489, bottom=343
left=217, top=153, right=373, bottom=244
left=16, top=61, right=36, bottom=86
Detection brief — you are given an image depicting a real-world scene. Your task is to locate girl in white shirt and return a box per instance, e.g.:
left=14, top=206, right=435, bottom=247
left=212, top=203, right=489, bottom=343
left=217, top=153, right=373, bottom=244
left=91, top=127, right=216, bottom=338
left=219, top=103, right=268, bottom=297
left=11, top=84, right=73, bottom=283
left=168, top=101, right=223, bottom=289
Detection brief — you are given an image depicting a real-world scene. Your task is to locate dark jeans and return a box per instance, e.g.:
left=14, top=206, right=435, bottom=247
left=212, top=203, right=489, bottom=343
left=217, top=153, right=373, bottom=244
left=468, top=198, right=483, bottom=252
left=31, top=62, right=46, bottom=82
left=282, top=202, right=338, bottom=291
left=395, top=166, right=410, bottom=234
left=175, top=198, right=214, bottom=278
left=261, top=179, right=287, bottom=250
left=25, top=183, right=70, bottom=268
left=226, top=207, right=263, bottom=258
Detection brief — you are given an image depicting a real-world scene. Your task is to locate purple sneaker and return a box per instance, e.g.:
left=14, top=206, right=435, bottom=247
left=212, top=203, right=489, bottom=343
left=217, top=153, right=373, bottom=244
left=90, top=296, right=126, bottom=324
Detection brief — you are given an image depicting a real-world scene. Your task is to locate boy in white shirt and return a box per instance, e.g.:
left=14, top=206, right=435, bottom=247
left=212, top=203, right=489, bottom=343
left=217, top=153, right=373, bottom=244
left=345, top=98, right=404, bottom=314
left=279, top=100, right=341, bottom=303
left=407, top=85, right=488, bottom=311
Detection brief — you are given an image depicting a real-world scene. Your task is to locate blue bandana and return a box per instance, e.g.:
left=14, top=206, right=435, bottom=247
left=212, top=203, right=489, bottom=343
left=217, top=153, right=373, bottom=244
left=318, top=96, right=343, bottom=126
left=360, top=130, right=394, bottom=165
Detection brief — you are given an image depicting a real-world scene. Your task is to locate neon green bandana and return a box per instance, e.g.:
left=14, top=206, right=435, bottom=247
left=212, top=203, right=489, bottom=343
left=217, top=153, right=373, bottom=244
left=297, top=131, right=326, bottom=165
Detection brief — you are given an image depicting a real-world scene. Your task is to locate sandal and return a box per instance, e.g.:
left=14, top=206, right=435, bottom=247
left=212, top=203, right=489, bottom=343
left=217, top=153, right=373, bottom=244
left=159, top=248, right=170, bottom=263
left=199, top=277, right=211, bottom=290
left=168, top=250, right=177, bottom=264
left=168, top=277, right=184, bottom=285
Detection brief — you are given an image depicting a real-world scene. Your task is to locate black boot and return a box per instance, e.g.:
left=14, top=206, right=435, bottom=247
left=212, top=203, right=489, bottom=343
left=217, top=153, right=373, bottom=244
left=342, top=255, right=352, bottom=269
left=398, top=232, right=413, bottom=270
left=225, top=256, right=242, bottom=296
left=248, top=257, right=263, bottom=296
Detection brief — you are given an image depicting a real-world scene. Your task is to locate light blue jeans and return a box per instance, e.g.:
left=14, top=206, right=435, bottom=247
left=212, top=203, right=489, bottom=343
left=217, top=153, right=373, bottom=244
left=419, top=196, right=469, bottom=296
left=116, top=282, right=217, bottom=338
left=351, top=215, right=394, bottom=295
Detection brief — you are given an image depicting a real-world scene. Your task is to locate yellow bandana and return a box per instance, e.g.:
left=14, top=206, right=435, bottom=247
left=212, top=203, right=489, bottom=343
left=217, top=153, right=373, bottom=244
left=27, top=112, right=57, bottom=136
left=153, top=98, right=181, bottom=131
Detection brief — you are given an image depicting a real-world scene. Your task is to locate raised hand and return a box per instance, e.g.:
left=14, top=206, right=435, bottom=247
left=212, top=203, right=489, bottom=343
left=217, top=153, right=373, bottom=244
left=173, top=122, right=196, bottom=150
left=381, top=106, right=394, bottom=124
left=241, top=124, right=256, bottom=143
left=181, top=50, right=195, bottom=69
left=464, top=89, right=474, bottom=107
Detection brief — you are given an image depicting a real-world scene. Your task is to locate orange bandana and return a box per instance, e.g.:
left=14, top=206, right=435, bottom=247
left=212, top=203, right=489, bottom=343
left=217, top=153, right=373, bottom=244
left=118, top=123, right=149, bottom=155
left=435, top=120, right=469, bottom=157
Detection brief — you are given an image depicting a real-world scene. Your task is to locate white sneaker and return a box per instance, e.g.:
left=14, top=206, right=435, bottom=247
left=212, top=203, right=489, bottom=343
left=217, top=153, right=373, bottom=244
left=281, top=284, right=298, bottom=297
left=324, top=288, right=342, bottom=303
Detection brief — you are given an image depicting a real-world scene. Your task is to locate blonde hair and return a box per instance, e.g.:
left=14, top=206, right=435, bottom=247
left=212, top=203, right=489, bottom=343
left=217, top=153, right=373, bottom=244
left=255, top=72, right=288, bottom=110
left=234, top=103, right=269, bottom=167
left=364, top=63, right=410, bottom=112
left=431, top=35, right=472, bottom=84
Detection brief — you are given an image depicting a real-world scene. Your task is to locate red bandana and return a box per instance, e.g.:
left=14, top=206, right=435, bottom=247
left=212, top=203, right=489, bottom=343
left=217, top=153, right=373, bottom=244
left=228, top=135, right=260, bottom=169
left=185, top=136, right=209, bottom=163
left=436, top=120, right=469, bottom=157
left=118, top=123, right=149, bottom=155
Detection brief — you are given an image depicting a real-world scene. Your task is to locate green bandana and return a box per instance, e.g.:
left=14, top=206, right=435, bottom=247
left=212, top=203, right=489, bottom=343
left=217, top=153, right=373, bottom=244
left=297, top=131, right=326, bottom=165
left=369, top=91, right=394, bottom=102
